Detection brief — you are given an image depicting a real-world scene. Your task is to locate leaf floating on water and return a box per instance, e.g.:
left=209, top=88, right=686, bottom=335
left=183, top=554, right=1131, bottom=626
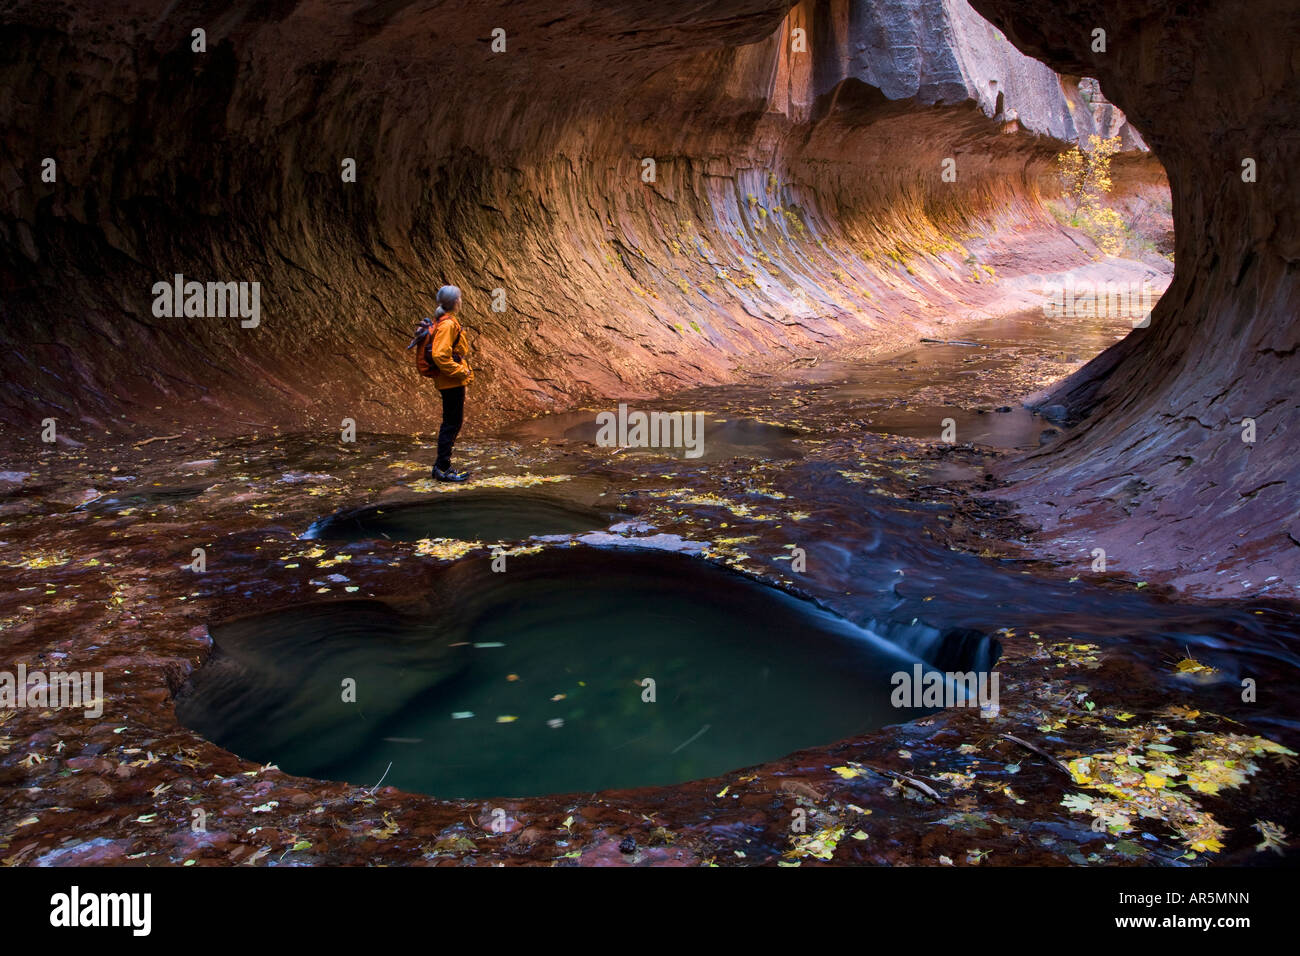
left=934, top=771, right=975, bottom=790
left=785, top=824, right=845, bottom=861
left=414, top=538, right=481, bottom=561
left=831, top=766, right=860, bottom=779
left=410, top=473, right=570, bottom=495
left=1253, top=820, right=1288, bottom=855
left=1061, top=792, right=1095, bottom=814
left=12, top=550, right=71, bottom=570
left=495, top=715, right=518, bottom=723
left=1060, top=729, right=1294, bottom=850
left=1046, top=642, right=1102, bottom=669
left=1173, top=655, right=1216, bottom=676
left=451, top=711, right=474, bottom=720
left=243, top=847, right=272, bottom=866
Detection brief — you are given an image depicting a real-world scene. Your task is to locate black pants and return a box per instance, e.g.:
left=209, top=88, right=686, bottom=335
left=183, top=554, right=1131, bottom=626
left=436, top=385, right=465, bottom=471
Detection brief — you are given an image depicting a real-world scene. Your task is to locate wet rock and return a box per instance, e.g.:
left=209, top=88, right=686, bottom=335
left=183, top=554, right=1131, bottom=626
left=35, top=837, right=131, bottom=867
left=607, top=520, right=656, bottom=534
left=66, top=756, right=113, bottom=774
left=170, top=828, right=234, bottom=856
left=975, top=0, right=1300, bottom=593
left=648, top=826, right=676, bottom=846
left=476, top=808, right=523, bottom=834
left=275, top=789, right=317, bottom=807
left=515, top=826, right=549, bottom=846
left=574, top=532, right=707, bottom=553
left=45, top=487, right=102, bottom=509
left=61, top=774, right=115, bottom=802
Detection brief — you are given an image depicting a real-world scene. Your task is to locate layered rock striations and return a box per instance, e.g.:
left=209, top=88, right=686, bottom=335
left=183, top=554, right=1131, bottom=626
left=1, top=0, right=1148, bottom=436
left=971, top=0, right=1300, bottom=594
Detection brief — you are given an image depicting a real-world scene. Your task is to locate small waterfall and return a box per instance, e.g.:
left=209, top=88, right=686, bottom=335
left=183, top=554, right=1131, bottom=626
left=866, top=618, right=1002, bottom=674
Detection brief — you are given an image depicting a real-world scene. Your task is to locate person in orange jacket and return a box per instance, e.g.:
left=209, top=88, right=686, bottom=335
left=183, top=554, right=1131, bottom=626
left=427, top=285, right=473, bottom=481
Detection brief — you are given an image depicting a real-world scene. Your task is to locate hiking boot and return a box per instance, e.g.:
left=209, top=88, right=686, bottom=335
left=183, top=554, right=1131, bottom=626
left=432, top=466, right=469, bottom=483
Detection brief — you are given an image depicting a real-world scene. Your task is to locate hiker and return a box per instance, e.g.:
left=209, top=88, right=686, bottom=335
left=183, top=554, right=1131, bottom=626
left=408, top=285, right=473, bottom=481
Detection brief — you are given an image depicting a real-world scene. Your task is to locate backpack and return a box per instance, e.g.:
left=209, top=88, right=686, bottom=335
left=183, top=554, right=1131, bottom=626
left=407, top=316, right=444, bottom=378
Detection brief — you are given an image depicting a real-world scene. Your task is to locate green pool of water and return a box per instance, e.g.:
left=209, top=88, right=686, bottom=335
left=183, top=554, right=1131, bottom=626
left=176, top=549, right=950, bottom=799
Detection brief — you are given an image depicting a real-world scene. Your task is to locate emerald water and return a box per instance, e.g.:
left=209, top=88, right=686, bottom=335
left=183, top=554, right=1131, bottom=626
left=176, top=549, right=946, bottom=799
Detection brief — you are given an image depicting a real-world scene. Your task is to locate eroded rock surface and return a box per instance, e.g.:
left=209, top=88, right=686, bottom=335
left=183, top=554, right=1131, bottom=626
left=2, top=0, right=1150, bottom=437
left=971, top=0, right=1300, bottom=594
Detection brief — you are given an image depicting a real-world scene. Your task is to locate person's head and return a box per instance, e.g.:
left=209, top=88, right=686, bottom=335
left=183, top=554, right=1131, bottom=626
left=435, top=285, right=462, bottom=317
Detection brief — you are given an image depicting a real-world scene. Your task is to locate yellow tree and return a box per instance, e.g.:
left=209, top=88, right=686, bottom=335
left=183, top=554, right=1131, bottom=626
left=1057, top=135, right=1125, bottom=255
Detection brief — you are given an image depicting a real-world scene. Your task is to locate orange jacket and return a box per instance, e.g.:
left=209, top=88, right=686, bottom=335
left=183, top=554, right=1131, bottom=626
left=429, top=314, right=473, bottom=390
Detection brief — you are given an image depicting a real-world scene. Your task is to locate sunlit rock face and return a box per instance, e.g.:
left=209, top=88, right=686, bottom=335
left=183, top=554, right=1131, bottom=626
left=0, top=0, right=1149, bottom=436
left=971, top=0, right=1300, bottom=594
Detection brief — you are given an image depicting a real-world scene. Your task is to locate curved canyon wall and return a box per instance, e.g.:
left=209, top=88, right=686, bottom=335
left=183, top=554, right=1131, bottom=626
left=0, top=0, right=1147, bottom=437
left=970, top=0, right=1299, bottom=594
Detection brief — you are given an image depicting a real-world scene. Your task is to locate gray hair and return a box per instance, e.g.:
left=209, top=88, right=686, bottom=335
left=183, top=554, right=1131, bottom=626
left=434, top=285, right=461, bottom=318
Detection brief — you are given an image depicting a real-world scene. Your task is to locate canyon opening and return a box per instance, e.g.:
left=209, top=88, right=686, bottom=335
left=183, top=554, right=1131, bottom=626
left=1, top=0, right=1296, bottom=933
